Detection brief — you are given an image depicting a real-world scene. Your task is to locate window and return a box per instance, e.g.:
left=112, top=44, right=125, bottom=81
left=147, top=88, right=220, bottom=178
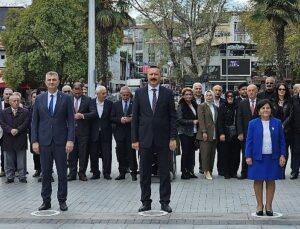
left=0, top=55, right=5, bottom=60
left=135, top=53, right=143, bottom=63
left=135, top=42, right=143, bottom=51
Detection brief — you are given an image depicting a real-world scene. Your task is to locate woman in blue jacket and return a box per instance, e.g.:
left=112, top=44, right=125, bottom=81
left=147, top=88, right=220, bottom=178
left=245, top=99, right=286, bottom=216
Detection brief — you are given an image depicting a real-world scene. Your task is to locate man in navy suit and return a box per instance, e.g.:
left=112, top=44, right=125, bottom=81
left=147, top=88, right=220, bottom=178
left=131, top=65, right=177, bottom=213
left=31, top=71, right=75, bottom=211
left=111, top=86, right=137, bottom=181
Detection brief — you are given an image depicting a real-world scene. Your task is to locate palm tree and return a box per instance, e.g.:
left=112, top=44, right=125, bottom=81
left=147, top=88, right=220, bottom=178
left=251, top=0, right=300, bottom=80
left=95, top=0, right=133, bottom=86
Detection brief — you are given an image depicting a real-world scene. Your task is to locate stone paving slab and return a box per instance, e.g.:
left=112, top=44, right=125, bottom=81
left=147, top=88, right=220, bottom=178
left=0, top=143, right=300, bottom=227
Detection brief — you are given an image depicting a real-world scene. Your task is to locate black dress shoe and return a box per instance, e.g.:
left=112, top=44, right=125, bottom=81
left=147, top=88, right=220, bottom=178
left=59, top=202, right=68, bottom=211
left=138, top=204, right=151, bottom=212
left=5, top=179, right=14, bottom=184
left=131, top=174, right=137, bottom=181
left=266, top=210, right=273, bottom=216
left=290, top=174, right=298, bottom=180
left=78, top=175, right=88, bottom=181
left=115, top=174, right=125, bottom=180
left=238, top=175, right=247, bottom=180
left=19, top=179, right=27, bottom=183
left=67, top=176, right=76, bottom=181
left=181, top=173, right=190, bottom=180
left=230, top=174, right=237, bottom=178
left=33, top=170, right=41, bottom=177
left=38, top=202, right=51, bottom=211
left=224, top=174, right=231, bottom=179
left=104, top=175, right=112, bottom=180
left=199, top=169, right=204, bottom=174
left=90, top=174, right=100, bottom=180
left=256, top=210, right=263, bottom=216
left=189, top=172, right=198, bottom=178
left=161, top=203, right=172, bottom=213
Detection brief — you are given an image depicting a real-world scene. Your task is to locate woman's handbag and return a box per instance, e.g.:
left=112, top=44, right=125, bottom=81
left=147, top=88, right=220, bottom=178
left=226, top=125, right=237, bottom=140
left=194, top=139, right=200, bottom=150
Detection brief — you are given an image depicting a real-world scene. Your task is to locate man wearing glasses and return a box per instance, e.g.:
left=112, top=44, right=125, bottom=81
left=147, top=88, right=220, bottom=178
left=257, top=77, right=276, bottom=101
left=62, top=85, right=72, bottom=94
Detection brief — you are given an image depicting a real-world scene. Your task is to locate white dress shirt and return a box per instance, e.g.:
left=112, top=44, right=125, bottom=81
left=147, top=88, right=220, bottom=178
left=47, top=91, right=58, bottom=112
left=96, top=99, right=104, bottom=118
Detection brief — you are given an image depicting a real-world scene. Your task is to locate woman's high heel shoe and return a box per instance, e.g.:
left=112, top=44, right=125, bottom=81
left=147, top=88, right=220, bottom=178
left=266, top=210, right=273, bottom=216
left=256, top=210, right=263, bottom=216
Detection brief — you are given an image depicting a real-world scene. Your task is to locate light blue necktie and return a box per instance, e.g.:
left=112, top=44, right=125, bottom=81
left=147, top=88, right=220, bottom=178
left=49, top=94, right=54, bottom=116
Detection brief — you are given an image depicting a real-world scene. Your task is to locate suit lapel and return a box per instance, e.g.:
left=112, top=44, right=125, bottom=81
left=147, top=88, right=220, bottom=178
left=53, top=91, right=62, bottom=116
left=205, top=103, right=213, bottom=121
left=154, top=86, right=164, bottom=113
left=43, top=92, right=49, bottom=116
left=142, top=87, right=153, bottom=115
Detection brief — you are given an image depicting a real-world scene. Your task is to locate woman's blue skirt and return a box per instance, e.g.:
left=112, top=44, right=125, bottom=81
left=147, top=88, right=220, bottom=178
left=248, top=154, right=283, bottom=181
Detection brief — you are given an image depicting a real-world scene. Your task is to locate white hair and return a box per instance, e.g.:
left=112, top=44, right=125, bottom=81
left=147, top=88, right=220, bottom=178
left=95, top=85, right=107, bottom=94
left=120, top=86, right=131, bottom=94
left=192, top=82, right=202, bottom=90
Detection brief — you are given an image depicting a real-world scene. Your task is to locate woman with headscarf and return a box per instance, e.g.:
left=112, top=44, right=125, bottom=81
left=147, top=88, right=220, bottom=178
left=217, top=90, right=240, bottom=179
left=196, top=90, right=218, bottom=180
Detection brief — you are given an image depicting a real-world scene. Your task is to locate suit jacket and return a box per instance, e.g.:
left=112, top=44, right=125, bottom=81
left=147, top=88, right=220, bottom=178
left=89, top=98, right=113, bottom=142
left=245, top=117, right=286, bottom=160
left=131, top=85, right=177, bottom=148
left=72, top=95, right=96, bottom=137
left=0, top=107, right=30, bottom=151
left=176, top=99, right=198, bottom=137
left=111, top=99, right=133, bottom=141
left=197, top=102, right=218, bottom=141
left=31, top=91, right=75, bottom=146
left=237, top=98, right=259, bottom=138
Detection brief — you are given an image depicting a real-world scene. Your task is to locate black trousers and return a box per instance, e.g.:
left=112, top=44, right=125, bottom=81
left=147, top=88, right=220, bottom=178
left=33, top=153, right=41, bottom=171
left=179, top=134, right=195, bottom=173
left=40, top=143, right=67, bottom=203
left=139, top=145, right=171, bottom=205
left=68, top=135, right=89, bottom=177
left=90, top=131, right=112, bottom=176
left=291, top=133, right=300, bottom=176
left=1, top=147, right=4, bottom=172
left=219, top=140, right=241, bottom=176
left=115, top=136, right=137, bottom=174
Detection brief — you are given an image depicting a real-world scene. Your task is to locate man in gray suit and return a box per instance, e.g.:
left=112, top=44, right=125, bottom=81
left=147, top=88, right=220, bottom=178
left=31, top=71, right=75, bottom=211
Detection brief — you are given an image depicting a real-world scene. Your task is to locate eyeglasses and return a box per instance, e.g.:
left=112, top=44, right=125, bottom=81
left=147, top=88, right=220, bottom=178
left=63, top=90, right=71, bottom=93
left=278, top=88, right=286, bottom=91
left=266, top=82, right=274, bottom=85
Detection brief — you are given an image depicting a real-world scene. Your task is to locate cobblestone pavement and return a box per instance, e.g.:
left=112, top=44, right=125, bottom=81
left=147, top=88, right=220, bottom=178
left=0, top=141, right=300, bottom=228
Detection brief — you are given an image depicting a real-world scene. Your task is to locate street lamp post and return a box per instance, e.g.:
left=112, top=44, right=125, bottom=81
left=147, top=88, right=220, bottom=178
left=88, top=0, right=96, bottom=98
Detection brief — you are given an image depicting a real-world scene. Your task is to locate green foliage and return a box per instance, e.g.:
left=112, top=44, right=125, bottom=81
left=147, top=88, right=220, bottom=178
left=2, top=0, right=88, bottom=89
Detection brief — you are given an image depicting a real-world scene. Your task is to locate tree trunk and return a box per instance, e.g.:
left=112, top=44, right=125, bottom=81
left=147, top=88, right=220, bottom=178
left=99, top=33, right=109, bottom=87
left=274, top=23, right=286, bottom=81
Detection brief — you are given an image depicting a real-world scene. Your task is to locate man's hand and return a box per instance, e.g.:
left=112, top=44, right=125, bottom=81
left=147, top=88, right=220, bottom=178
left=132, top=142, right=139, bottom=151
left=279, top=155, right=286, bottom=167
left=246, top=157, right=252, bottom=165
left=121, top=117, right=127, bottom=124
left=238, top=134, right=244, bottom=142
left=169, top=139, right=176, bottom=151
left=193, top=120, right=198, bottom=125
left=11, top=129, right=18, bottom=136
left=220, top=134, right=225, bottom=142
left=32, top=143, right=40, bottom=154
left=203, top=133, right=208, bottom=141
left=74, top=113, right=84, bottom=120
left=65, top=141, right=74, bottom=154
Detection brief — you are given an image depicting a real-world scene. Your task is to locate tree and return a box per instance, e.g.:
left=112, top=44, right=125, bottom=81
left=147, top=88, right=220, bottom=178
left=132, top=0, right=227, bottom=82
left=250, top=0, right=300, bottom=80
left=94, top=0, right=134, bottom=86
left=2, top=0, right=88, bottom=89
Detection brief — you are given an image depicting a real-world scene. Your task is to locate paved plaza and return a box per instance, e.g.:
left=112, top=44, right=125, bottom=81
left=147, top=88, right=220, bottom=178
left=1, top=141, right=300, bottom=228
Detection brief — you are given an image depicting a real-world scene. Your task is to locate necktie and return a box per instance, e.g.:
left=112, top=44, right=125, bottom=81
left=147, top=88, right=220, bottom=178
left=12, top=109, right=17, bottom=117
left=152, top=88, right=157, bottom=112
left=250, top=100, right=255, bottom=115
left=74, top=98, right=79, bottom=113
left=124, top=101, right=128, bottom=115
left=49, top=94, right=54, bottom=116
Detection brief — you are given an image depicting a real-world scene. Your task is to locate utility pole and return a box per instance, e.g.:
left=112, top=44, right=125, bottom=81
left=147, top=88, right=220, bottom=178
left=88, top=0, right=96, bottom=98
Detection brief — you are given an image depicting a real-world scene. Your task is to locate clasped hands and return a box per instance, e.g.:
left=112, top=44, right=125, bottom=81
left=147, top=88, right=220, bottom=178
left=132, top=139, right=177, bottom=151
left=246, top=155, right=286, bottom=167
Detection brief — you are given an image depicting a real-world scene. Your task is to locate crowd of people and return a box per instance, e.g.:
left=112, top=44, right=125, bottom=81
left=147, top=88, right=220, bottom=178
left=0, top=69, right=299, bottom=214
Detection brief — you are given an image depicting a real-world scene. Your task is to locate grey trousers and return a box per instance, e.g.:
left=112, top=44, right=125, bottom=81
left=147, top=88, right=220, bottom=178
left=4, top=150, right=26, bottom=180
left=200, top=140, right=217, bottom=172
